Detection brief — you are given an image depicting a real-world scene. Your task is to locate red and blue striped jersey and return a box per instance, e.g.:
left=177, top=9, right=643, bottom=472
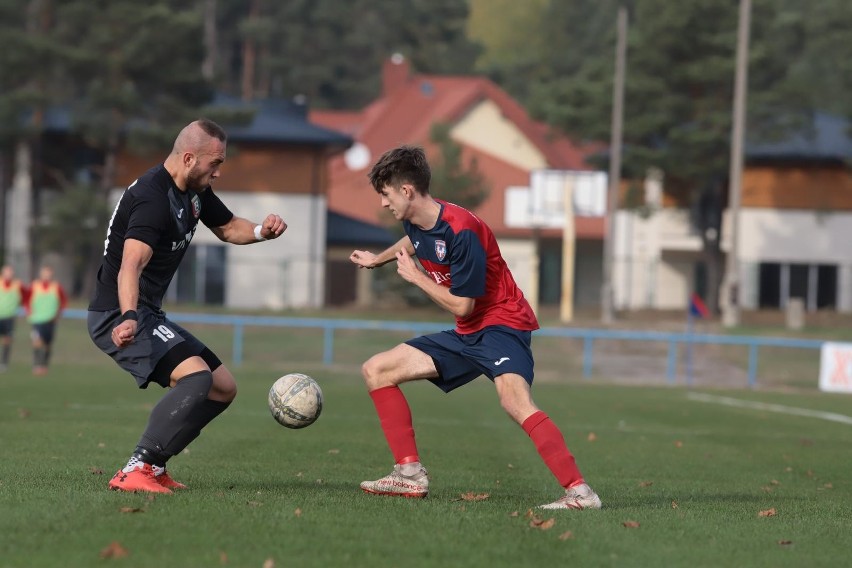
left=403, top=199, right=539, bottom=335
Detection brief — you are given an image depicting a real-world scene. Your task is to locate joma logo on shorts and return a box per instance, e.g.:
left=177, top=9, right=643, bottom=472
left=171, top=227, right=197, bottom=251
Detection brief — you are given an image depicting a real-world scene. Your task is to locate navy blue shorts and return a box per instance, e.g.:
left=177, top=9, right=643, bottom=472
left=405, top=325, right=535, bottom=393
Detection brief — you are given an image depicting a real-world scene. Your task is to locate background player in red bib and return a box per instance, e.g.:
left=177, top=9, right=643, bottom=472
left=349, top=145, right=601, bottom=510
left=24, top=265, right=67, bottom=376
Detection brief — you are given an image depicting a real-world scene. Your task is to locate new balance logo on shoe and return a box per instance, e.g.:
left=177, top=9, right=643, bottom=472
left=360, top=464, right=429, bottom=498
left=494, top=357, right=510, bottom=366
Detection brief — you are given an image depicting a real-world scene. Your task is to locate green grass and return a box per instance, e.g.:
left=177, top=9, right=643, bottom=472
left=1, top=315, right=851, bottom=567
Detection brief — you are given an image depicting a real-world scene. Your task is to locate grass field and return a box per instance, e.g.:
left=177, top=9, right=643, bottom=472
left=1, top=314, right=851, bottom=567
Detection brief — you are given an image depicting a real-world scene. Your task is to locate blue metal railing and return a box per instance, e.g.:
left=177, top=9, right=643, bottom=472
left=67, top=309, right=825, bottom=388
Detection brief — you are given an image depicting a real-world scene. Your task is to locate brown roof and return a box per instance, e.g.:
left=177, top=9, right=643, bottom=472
left=310, top=57, right=602, bottom=239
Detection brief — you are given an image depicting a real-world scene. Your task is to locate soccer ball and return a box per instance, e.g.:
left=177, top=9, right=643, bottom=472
left=268, top=373, right=323, bottom=429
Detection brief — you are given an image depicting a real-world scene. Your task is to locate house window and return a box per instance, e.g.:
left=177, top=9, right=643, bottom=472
left=168, top=245, right=227, bottom=305
left=758, top=262, right=836, bottom=311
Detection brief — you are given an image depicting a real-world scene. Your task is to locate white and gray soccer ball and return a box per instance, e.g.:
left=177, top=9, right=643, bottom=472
left=268, top=373, right=323, bottom=429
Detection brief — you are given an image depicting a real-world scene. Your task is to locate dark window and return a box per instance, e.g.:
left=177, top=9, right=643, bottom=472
left=758, top=263, right=780, bottom=308
left=817, top=265, right=837, bottom=309
left=789, top=263, right=808, bottom=303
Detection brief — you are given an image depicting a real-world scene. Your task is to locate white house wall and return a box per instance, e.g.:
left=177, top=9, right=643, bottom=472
left=613, top=209, right=702, bottom=310
left=450, top=100, right=547, bottom=171
left=729, top=208, right=852, bottom=311
left=198, top=192, right=326, bottom=310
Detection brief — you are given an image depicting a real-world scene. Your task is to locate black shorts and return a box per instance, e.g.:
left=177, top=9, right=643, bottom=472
left=87, top=306, right=222, bottom=389
left=405, top=325, right=535, bottom=393
left=0, top=317, right=15, bottom=337
left=31, top=321, right=56, bottom=345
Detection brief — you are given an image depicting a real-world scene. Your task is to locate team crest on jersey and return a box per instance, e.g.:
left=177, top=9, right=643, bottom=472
left=435, top=240, right=447, bottom=261
left=190, top=194, right=201, bottom=219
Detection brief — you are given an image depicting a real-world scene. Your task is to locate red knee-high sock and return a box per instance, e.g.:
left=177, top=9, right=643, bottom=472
left=369, top=386, right=419, bottom=464
left=522, top=411, right=584, bottom=489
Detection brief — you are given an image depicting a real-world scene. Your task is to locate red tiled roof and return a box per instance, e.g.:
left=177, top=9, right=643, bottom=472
left=310, top=58, right=601, bottom=239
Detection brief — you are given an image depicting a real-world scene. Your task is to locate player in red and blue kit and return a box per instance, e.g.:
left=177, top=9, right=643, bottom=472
left=349, top=146, right=601, bottom=510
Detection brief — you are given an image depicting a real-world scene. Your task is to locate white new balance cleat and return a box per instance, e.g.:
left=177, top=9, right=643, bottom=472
left=538, top=483, right=602, bottom=510
left=360, top=464, right=430, bottom=498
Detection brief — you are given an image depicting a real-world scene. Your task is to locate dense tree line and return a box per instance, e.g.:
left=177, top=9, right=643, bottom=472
left=0, top=0, right=850, bottom=302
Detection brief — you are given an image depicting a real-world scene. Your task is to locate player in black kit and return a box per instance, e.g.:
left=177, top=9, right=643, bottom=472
left=88, top=119, right=286, bottom=493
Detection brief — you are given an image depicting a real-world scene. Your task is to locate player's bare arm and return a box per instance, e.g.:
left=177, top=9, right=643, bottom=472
left=112, top=238, right=153, bottom=349
left=350, top=235, right=414, bottom=269
left=209, top=214, right=287, bottom=244
left=395, top=248, right=475, bottom=318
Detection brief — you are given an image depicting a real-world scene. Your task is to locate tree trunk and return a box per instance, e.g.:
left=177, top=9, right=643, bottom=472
left=240, top=0, right=260, bottom=102
left=202, top=0, right=217, bottom=81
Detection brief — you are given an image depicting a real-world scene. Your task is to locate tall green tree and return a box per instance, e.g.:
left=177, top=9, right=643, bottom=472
left=42, top=0, right=216, bottom=296
left=515, top=0, right=835, bottom=312
left=212, top=0, right=481, bottom=108
left=0, top=0, right=62, bottom=270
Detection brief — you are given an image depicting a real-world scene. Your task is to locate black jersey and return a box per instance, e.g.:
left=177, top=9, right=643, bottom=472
left=88, top=164, right=234, bottom=311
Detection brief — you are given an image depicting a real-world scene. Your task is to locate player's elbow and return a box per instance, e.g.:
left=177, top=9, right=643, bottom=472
left=454, top=297, right=476, bottom=318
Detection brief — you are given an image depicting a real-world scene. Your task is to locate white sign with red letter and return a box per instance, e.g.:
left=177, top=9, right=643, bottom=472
left=819, top=342, right=852, bottom=394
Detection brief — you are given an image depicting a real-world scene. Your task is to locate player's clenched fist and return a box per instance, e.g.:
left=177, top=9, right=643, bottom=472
left=111, top=320, right=137, bottom=348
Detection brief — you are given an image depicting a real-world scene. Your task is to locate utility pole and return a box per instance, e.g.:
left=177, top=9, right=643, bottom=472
left=602, top=6, right=628, bottom=324
left=722, top=0, right=751, bottom=328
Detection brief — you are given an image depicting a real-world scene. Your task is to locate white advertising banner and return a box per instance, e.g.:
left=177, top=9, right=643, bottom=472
left=819, top=342, right=852, bottom=394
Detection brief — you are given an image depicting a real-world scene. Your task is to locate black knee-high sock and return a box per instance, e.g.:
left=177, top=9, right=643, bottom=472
left=160, top=399, right=232, bottom=459
left=134, top=371, right=213, bottom=466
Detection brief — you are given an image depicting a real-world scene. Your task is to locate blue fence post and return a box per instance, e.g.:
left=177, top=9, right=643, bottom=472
left=232, top=323, right=244, bottom=367
left=667, top=340, right=678, bottom=384
left=582, top=337, right=594, bottom=379
left=323, top=326, right=335, bottom=365
left=747, top=344, right=759, bottom=388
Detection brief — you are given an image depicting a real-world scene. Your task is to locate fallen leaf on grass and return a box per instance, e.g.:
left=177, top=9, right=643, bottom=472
left=17, top=408, right=31, bottom=419
left=219, top=551, right=228, bottom=564
left=294, top=508, right=302, bottom=517
left=778, top=540, right=793, bottom=546
left=118, top=507, right=144, bottom=514
left=674, top=440, right=683, bottom=448
left=327, top=449, right=339, bottom=454
left=558, top=531, right=574, bottom=540
left=770, top=479, right=780, bottom=485
left=671, top=501, right=678, bottom=509
left=758, top=508, right=777, bottom=517
left=822, top=483, right=833, bottom=489
left=263, top=559, right=275, bottom=568
left=509, top=511, right=519, bottom=517
left=638, top=481, right=653, bottom=487
left=529, top=516, right=556, bottom=530
left=623, top=521, right=640, bottom=528
left=452, top=492, right=490, bottom=502
left=89, top=467, right=104, bottom=475
left=100, top=541, right=129, bottom=559
left=761, top=486, right=774, bottom=493
left=587, top=432, right=597, bottom=442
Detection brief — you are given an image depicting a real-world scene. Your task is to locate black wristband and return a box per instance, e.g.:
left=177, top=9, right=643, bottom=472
left=120, top=310, right=138, bottom=322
